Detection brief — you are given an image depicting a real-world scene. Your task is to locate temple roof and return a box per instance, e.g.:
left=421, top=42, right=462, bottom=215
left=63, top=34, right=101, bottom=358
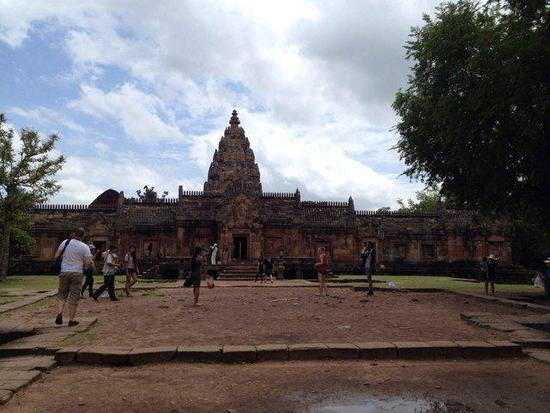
left=203, top=110, right=262, bottom=194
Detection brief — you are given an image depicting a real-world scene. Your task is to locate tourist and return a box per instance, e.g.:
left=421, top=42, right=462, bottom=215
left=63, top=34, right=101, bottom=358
left=124, top=245, right=140, bottom=296
left=544, top=258, right=550, bottom=298
left=209, top=242, right=219, bottom=265
left=54, top=227, right=93, bottom=327
left=92, top=245, right=119, bottom=302
left=360, top=241, right=376, bottom=299
left=264, top=257, right=274, bottom=283
left=80, top=243, right=97, bottom=298
left=255, top=257, right=265, bottom=282
left=207, top=242, right=219, bottom=280
left=485, top=254, right=498, bottom=296
left=480, top=256, right=488, bottom=281
left=184, top=246, right=204, bottom=306
left=314, top=247, right=329, bottom=296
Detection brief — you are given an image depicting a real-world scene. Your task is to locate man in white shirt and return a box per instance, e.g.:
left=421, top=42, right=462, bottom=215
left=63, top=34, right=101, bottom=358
left=92, top=245, right=119, bottom=301
left=54, top=227, right=93, bottom=326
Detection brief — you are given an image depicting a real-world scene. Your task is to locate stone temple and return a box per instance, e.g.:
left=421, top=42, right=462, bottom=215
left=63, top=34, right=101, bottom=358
left=15, top=110, right=515, bottom=278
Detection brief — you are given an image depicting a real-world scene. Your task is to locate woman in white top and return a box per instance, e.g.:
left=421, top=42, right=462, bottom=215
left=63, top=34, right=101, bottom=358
left=124, top=245, right=140, bottom=297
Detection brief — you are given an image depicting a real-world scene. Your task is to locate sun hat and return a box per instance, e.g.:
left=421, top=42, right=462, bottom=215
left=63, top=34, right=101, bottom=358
left=544, top=257, right=550, bottom=265
left=488, top=254, right=497, bottom=260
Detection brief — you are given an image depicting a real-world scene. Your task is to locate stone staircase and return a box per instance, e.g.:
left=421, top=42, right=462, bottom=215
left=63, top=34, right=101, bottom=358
left=221, top=263, right=258, bottom=280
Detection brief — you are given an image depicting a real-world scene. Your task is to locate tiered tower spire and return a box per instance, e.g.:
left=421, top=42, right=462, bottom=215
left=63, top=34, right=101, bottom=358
left=203, top=110, right=262, bottom=194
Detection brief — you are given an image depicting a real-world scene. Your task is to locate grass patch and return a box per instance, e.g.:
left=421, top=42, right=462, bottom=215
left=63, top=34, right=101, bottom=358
left=332, top=275, right=539, bottom=293
left=2, top=275, right=175, bottom=291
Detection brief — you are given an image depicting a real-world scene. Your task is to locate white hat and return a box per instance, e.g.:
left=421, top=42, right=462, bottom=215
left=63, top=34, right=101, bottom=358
left=544, top=257, right=550, bottom=265
left=488, top=254, right=497, bottom=260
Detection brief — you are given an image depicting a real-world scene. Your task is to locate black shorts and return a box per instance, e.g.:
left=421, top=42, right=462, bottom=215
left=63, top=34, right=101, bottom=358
left=127, top=268, right=137, bottom=275
left=486, top=272, right=495, bottom=282
left=184, top=274, right=201, bottom=288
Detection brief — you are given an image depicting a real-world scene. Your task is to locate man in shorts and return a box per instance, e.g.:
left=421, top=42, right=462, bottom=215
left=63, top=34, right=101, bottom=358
left=54, top=227, right=93, bottom=327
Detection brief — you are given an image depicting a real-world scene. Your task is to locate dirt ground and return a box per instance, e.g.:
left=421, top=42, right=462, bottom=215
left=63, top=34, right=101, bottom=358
left=5, top=287, right=537, bottom=347
left=4, top=358, right=550, bottom=412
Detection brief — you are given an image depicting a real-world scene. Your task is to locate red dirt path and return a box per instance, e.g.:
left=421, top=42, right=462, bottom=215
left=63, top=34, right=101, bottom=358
left=6, top=287, right=533, bottom=347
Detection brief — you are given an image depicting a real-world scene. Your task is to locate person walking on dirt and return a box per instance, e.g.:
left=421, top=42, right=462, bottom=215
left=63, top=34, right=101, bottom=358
left=264, top=257, right=274, bottom=283
left=54, top=227, right=94, bottom=327
left=184, top=246, right=204, bottom=306
left=314, top=247, right=329, bottom=296
left=92, top=245, right=119, bottom=302
left=80, top=243, right=98, bottom=298
left=485, top=254, right=498, bottom=296
left=360, top=241, right=376, bottom=300
left=124, top=245, right=139, bottom=297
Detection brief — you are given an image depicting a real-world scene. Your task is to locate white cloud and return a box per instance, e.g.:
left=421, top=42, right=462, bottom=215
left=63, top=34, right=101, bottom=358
left=68, top=83, right=184, bottom=144
left=10, top=106, right=85, bottom=133
left=1, top=0, right=441, bottom=208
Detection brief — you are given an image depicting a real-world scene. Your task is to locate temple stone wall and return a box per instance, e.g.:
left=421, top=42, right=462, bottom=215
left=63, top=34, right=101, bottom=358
left=14, top=111, right=519, bottom=278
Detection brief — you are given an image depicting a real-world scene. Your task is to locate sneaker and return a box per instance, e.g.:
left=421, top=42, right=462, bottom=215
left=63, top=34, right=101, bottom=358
left=68, top=320, right=79, bottom=327
left=111, top=298, right=119, bottom=301
left=55, top=313, right=62, bottom=325
left=91, top=295, right=98, bottom=302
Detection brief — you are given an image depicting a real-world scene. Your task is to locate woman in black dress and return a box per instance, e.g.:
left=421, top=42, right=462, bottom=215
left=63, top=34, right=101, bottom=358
left=184, top=246, right=204, bottom=306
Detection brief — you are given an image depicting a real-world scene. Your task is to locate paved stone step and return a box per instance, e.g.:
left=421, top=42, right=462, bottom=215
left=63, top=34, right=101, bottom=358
left=54, top=340, right=524, bottom=366
left=0, top=356, right=57, bottom=371
left=525, top=349, right=550, bottom=364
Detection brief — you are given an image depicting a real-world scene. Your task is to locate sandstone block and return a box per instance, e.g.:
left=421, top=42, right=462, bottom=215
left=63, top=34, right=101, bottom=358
left=128, top=347, right=177, bottom=365
left=77, top=347, right=130, bottom=365
left=55, top=347, right=83, bottom=364
left=176, top=345, right=222, bottom=362
left=455, top=341, right=498, bottom=358
left=394, top=342, right=434, bottom=359
left=288, top=343, right=329, bottom=360
left=426, top=341, right=461, bottom=359
left=222, top=345, right=257, bottom=363
left=255, top=344, right=289, bottom=361
left=487, top=340, right=524, bottom=357
left=326, top=343, right=360, bottom=359
left=0, top=390, right=12, bottom=405
left=354, top=342, right=397, bottom=359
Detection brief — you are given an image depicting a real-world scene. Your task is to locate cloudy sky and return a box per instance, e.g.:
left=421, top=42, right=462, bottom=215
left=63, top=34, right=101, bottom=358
left=0, top=0, right=441, bottom=209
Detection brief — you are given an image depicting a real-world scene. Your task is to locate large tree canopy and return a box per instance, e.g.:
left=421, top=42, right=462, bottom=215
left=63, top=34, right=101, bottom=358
left=0, top=114, right=64, bottom=281
left=393, top=0, right=549, bottom=267
left=393, top=0, right=549, bottom=221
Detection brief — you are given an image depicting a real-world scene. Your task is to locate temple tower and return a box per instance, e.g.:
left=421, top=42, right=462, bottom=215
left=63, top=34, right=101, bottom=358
left=203, top=110, right=262, bottom=194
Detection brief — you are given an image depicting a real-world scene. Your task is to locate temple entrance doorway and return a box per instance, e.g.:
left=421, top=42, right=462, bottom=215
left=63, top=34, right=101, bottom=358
left=233, top=236, right=248, bottom=260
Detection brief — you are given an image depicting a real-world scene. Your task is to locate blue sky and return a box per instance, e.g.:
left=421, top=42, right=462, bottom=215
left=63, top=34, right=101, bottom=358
left=0, top=0, right=440, bottom=209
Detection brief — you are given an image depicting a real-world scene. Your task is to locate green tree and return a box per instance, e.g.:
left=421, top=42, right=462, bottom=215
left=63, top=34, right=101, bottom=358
left=0, top=114, right=65, bottom=281
left=397, top=186, right=442, bottom=213
left=136, top=185, right=168, bottom=201
left=393, top=0, right=549, bottom=266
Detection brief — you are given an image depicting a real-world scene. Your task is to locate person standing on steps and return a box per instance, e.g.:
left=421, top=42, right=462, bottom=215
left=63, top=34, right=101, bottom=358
left=360, top=241, right=376, bottom=301
left=314, top=247, right=329, bottom=296
left=124, top=245, right=139, bottom=297
left=54, top=227, right=94, bottom=327
left=92, top=245, right=119, bottom=302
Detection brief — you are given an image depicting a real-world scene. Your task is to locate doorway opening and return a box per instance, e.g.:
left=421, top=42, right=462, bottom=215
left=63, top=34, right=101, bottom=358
left=233, top=236, right=248, bottom=260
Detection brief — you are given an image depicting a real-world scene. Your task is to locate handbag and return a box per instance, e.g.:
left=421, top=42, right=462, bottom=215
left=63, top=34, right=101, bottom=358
left=52, top=239, right=71, bottom=274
